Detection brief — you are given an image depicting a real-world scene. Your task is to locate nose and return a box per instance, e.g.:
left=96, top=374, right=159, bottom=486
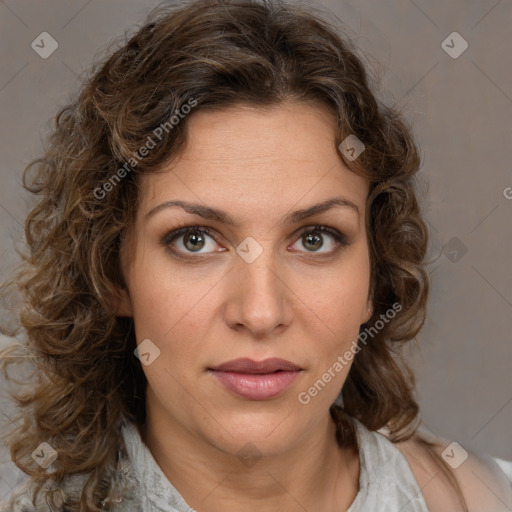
left=222, top=247, right=294, bottom=338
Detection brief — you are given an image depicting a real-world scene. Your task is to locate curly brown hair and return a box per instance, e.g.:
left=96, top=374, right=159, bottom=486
left=0, top=0, right=467, bottom=510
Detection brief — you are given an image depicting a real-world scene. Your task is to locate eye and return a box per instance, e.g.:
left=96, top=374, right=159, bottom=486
left=290, top=226, right=347, bottom=254
left=161, top=224, right=348, bottom=259
left=161, top=226, right=223, bottom=256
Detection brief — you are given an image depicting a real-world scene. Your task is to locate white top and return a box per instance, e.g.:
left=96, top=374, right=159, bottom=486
left=3, top=418, right=512, bottom=511
left=118, top=418, right=512, bottom=511
left=117, top=419, right=433, bottom=511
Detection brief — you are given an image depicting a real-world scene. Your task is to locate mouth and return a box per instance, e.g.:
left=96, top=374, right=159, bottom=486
left=208, top=358, right=303, bottom=400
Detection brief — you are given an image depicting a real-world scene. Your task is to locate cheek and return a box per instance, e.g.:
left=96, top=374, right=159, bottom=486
left=305, top=252, right=370, bottom=329
left=299, top=249, right=370, bottom=375
left=126, top=255, right=219, bottom=366
left=126, top=245, right=195, bottom=323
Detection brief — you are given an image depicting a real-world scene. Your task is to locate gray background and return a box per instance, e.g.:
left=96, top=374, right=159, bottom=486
left=1, top=0, right=511, bottom=503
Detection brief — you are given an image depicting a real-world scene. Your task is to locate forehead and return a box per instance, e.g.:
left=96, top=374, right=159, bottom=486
left=137, top=101, right=369, bottom=221
left=179, top=101, right=337, bottom=161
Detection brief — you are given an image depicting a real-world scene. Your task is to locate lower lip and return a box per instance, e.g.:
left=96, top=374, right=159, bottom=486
left=210, top=370, right=300, bottom=400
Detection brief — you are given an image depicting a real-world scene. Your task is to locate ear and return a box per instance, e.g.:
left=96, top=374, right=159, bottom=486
left=361, top=298, right=373, bottom=325
left=111, top=286, right=133, bottom=317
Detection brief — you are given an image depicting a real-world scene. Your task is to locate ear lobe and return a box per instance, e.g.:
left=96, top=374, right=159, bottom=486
left=112, top=286, right=133, bottom=317
left=362, top=300, right=373, bottom=325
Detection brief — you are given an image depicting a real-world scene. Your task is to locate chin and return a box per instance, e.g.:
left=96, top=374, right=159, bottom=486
left=197, top=407, right=306, bottom=456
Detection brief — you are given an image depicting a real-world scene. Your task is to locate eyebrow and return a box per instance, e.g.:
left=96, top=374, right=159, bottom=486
left=145, top=197, right=360, bottom=225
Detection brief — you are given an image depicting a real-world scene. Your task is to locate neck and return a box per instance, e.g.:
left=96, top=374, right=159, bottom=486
left=142, top=409, right=360, bottom=512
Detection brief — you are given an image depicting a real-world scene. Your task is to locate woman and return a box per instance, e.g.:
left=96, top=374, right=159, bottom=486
left=1, top=0, right=511, bottom=511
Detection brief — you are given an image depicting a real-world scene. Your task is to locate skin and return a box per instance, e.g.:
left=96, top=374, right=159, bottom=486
left=397, top=435, right=512, bottom=512
left=114, top=101, right=512, bottom=512
left=116, top=100, right=374, bottom=512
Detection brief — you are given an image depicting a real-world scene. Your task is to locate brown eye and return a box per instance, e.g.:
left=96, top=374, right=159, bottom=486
left=302, top=232, right=323, bottom=251
left=291, top=226, right=348, bottom=254
left=161, top=226, right=221, bottom=256
left=182, top=231, right=207, bottom=252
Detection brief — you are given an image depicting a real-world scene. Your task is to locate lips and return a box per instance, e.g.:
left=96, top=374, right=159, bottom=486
left=210, top=357, right=302, bottom=373
left=208, top=358, right=302, bottom=400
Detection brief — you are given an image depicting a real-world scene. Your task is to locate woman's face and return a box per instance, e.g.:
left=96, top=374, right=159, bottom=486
left=118, top=101, right=372, bottom=456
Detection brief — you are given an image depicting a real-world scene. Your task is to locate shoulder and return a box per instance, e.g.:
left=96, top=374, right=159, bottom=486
left=0, top=466, right=139, bottom=512
left=394, top=433, right=512, bottom=512
left=0, top=478, right=37, bottom=512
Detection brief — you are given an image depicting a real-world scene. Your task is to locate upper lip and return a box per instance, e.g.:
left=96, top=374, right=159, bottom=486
left=209, top=358, right=302, bottom=374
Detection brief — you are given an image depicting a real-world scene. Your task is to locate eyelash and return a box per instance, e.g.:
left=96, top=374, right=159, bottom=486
left=160, top=224, right=349, bottom=260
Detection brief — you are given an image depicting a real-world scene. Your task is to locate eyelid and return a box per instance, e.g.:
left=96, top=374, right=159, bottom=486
left=160, top=223, right=349, bottom=258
